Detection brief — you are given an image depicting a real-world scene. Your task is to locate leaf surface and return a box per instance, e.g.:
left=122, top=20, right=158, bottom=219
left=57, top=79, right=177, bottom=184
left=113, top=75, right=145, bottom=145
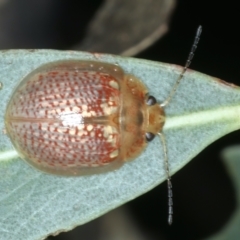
left=1, top=50, right=240, bottom=240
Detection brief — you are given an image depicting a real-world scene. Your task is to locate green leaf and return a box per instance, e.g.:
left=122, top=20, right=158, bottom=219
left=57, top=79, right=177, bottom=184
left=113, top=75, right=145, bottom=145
left=1, top=50, right=240, bottom=240
left=206, top=146, right=240, bottom=240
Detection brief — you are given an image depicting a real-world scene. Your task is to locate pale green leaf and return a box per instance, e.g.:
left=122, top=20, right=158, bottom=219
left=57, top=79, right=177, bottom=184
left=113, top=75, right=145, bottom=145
left=1, top=50, right=240, bottom=240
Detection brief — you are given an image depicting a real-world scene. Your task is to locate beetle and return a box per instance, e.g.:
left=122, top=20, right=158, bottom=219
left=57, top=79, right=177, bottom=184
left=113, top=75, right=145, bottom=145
left=4, top=26, right=202, bottom=225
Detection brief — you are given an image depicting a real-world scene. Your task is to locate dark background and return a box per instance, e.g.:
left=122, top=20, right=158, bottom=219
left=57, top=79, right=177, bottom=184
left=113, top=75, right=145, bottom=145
left=135, top=1, right=239, bottom=239
left=1, top=0, right=239, bottom=239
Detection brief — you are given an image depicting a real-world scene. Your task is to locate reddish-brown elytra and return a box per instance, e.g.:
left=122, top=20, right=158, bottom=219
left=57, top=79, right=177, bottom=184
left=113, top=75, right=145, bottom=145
left=5, top=61, right=165, bottom=175
left=4, top=26, right=202, bottom=225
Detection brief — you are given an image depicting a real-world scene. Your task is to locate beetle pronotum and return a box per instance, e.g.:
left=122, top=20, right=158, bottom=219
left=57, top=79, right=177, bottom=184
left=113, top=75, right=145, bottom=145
left=4, top=26, right=202, bottom=225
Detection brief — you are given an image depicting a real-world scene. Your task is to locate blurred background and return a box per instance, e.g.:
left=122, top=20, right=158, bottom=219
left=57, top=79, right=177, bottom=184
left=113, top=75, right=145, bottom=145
left=0, top=0, right=239, bottom=239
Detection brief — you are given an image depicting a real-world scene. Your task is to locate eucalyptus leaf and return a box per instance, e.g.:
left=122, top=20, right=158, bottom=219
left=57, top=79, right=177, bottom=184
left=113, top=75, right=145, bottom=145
left=0, top=0, right=175, bottom=55
left=1, top=50, right=240, bottom=240
left=76, top=0, right=175, bottom=56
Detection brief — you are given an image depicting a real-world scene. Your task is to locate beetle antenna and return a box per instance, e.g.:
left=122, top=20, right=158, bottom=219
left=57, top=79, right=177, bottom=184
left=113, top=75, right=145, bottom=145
left=158, top=132, right=173, bottom=225
left=161, top=25, right=202, bottom=107
left=158, top=26, right=202, bottom=225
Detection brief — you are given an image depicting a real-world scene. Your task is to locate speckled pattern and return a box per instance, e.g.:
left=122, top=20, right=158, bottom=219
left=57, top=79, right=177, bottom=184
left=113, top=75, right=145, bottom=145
left=5, top=61, right=123, bottom=175
left=5, top=59, right=165, bottom=175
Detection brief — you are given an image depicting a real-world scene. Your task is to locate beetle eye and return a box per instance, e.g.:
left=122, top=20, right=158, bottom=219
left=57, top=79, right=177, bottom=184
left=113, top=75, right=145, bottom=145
left=145, top=132, right=155, bottom=142
left=146, top=95, right=157, bottom=105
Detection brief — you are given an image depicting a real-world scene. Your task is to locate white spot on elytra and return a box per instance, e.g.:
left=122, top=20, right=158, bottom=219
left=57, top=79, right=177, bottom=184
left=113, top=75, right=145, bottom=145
left=87, top=125, right=93, bottom=131
left=77, top=131, right=84, bottom=136
left=109, top=80, right=119, bottom=89
left=56, top=109, right=62, bottom=114
left=58, top=111, right=84, bottom=127
left=81, top=111, right=91, bottom=117
left=90, top=111, right=96, bottom=116
left=82, top=105, right=88, bottom=111
left=72, top=106, right=80, bottom=112
left=103, top=125, right=112, bottom=138
left=57, top=128, right=64, bottom=133
left=69, top=128, right=76, bottom=135
left=50, top=126, right=55, bottom=132
left=110, top=150, right=118, bottom=158
left=77, top=125, right=84, bottom=130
